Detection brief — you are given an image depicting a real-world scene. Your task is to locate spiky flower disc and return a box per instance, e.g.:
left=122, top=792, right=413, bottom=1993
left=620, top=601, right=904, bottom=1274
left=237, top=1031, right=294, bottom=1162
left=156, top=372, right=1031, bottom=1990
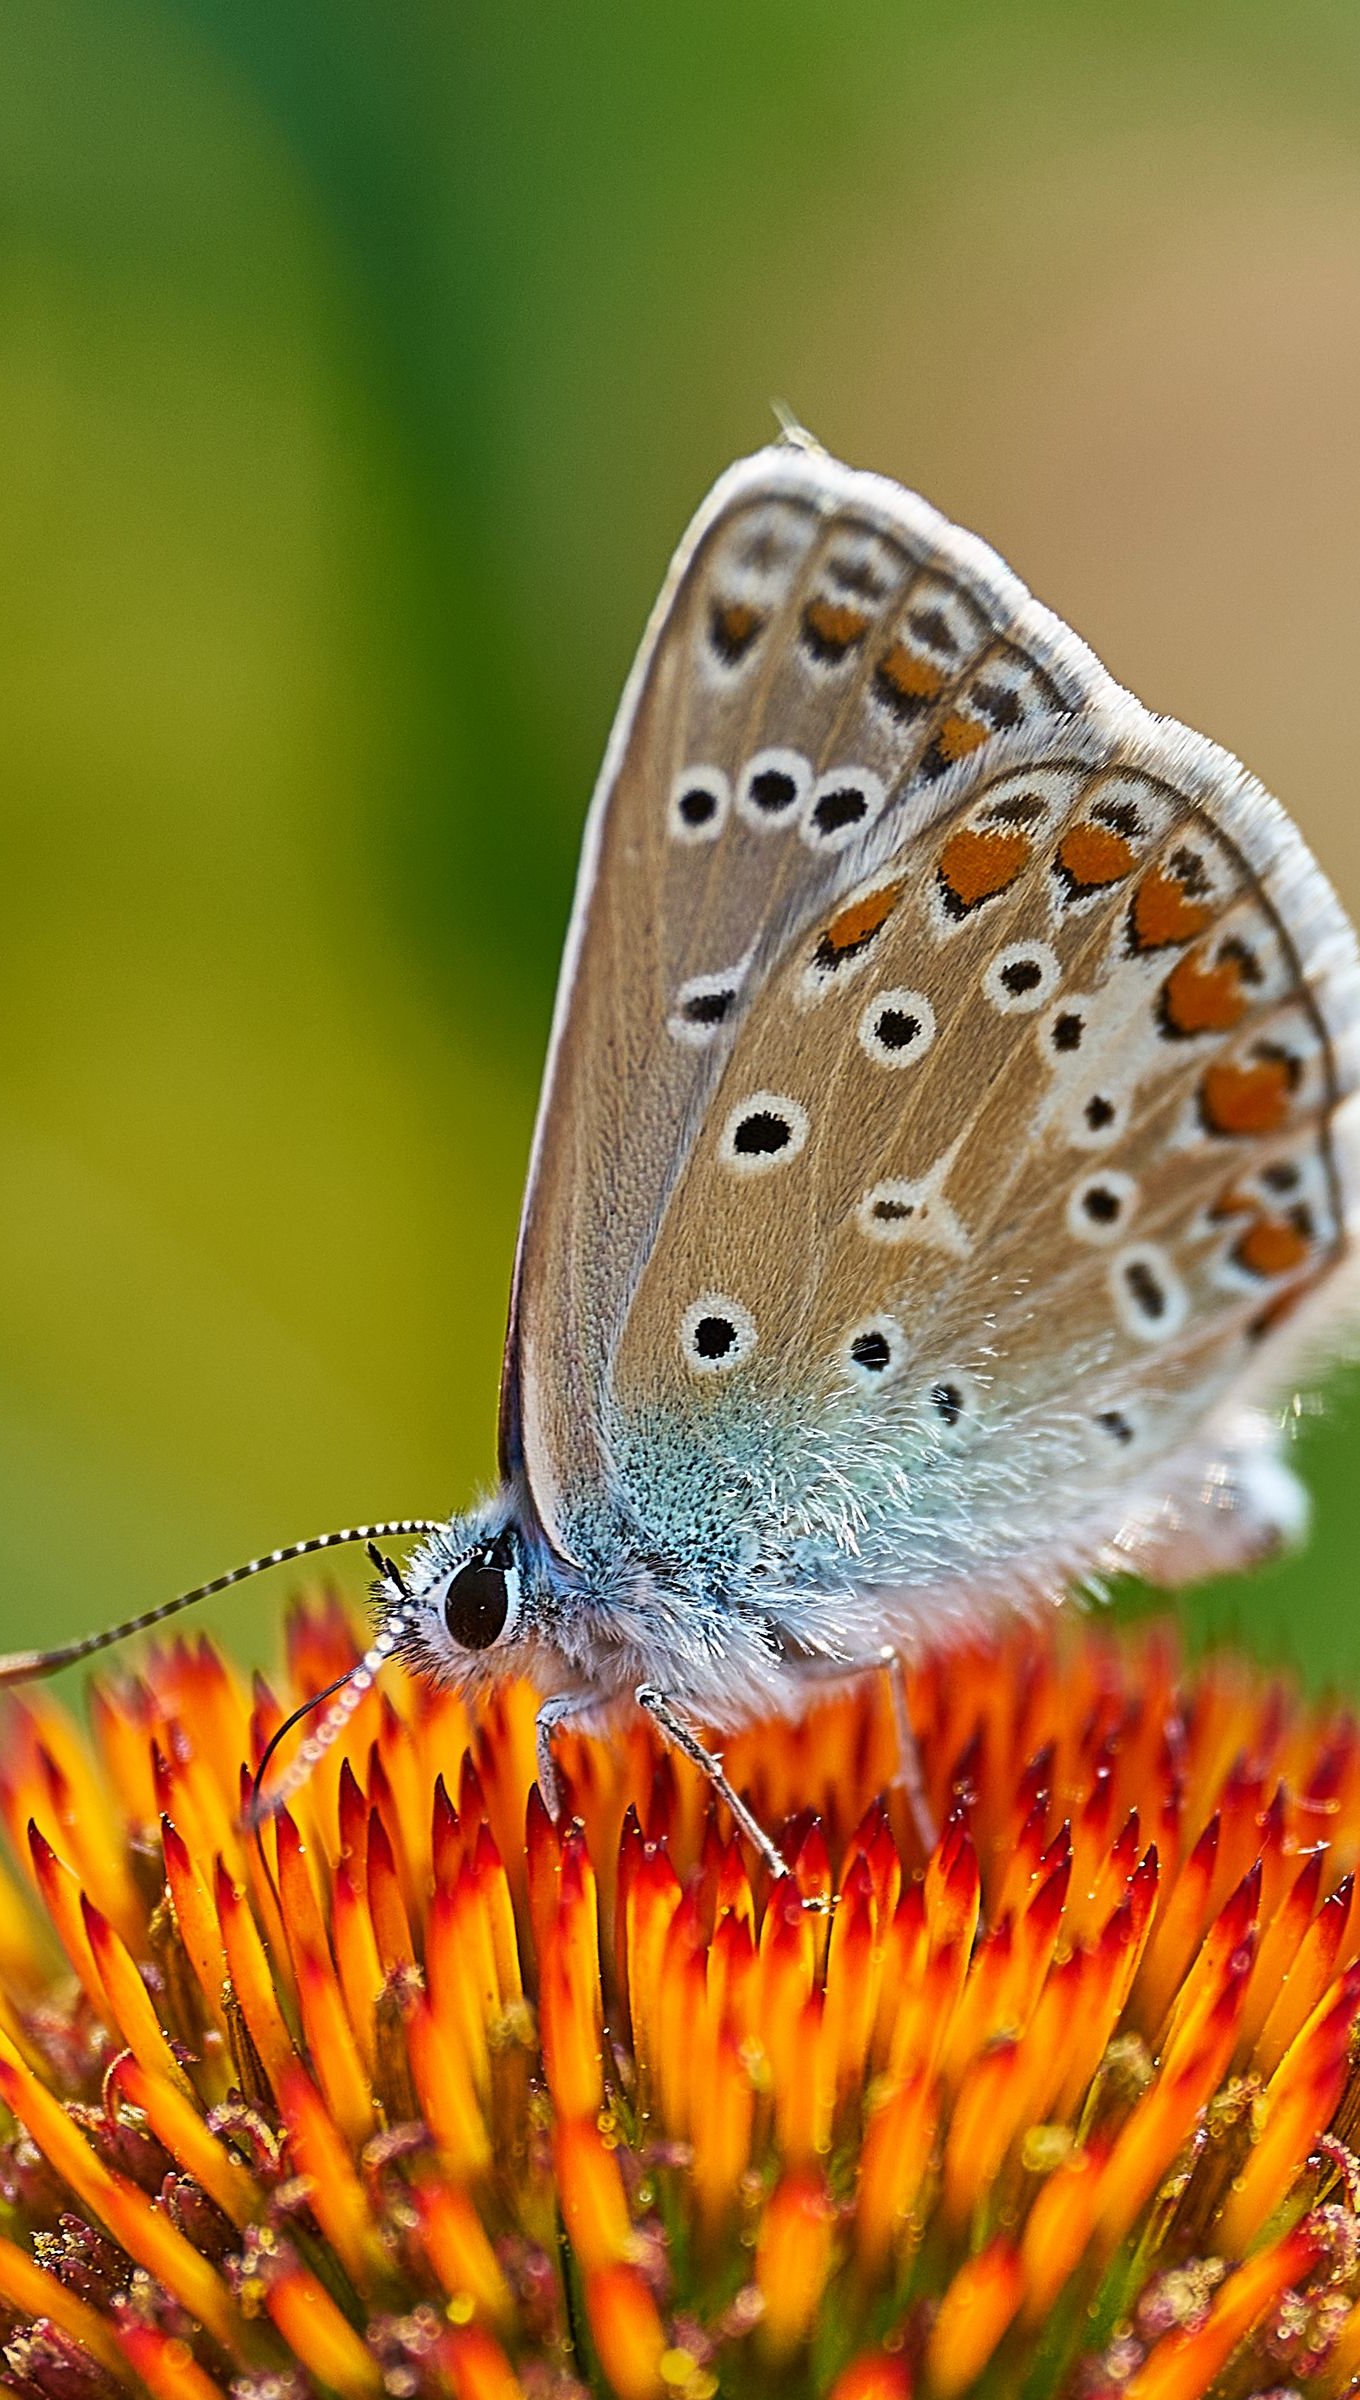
left=0, top=1603, right=1357, bottom=2399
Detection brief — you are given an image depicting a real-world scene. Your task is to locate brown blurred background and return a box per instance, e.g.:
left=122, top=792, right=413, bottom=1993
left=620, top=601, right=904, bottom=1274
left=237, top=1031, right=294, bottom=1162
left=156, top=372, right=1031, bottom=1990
left=2, top=3, right=1358, bottom=1679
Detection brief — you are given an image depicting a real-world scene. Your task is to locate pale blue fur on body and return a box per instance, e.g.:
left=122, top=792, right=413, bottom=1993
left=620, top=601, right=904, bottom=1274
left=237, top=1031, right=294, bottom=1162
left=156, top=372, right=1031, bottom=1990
left=382, top=1380, right=1303, bottom=1734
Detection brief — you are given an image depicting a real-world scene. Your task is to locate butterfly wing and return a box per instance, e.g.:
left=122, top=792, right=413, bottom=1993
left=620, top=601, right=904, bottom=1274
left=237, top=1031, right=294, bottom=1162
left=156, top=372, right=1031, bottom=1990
left=502, top=441, right=1093, bottom=1553
left=506, top=441, right=1360, bottom=1609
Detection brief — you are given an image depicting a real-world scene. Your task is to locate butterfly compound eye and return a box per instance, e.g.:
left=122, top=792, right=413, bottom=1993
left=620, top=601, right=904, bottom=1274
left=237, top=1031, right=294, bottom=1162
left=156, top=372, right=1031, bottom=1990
left=443, top=1532, right=520, bottom=1653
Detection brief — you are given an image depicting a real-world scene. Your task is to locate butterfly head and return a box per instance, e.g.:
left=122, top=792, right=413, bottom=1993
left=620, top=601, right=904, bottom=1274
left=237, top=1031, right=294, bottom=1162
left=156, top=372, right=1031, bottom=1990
left=380, top=1508, right=549, bottom=1692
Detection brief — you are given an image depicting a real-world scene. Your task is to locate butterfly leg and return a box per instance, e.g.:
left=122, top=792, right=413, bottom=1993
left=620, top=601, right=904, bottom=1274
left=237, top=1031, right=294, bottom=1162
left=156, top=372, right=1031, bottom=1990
left=787, top=1648, right=937, bottom=1856
left=535, top=1692, right=598, bottom=1823
left=884, top=1654, right=938, bottom=1859
left=634, top=1684, right=794, bottom=1886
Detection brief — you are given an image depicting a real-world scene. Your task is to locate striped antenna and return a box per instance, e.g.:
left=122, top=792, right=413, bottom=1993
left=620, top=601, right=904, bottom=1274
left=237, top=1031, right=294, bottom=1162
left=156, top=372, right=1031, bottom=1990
left=0, top=1521, right=443, bottom=1688
left=245, top=1612, right=414, bottom=1831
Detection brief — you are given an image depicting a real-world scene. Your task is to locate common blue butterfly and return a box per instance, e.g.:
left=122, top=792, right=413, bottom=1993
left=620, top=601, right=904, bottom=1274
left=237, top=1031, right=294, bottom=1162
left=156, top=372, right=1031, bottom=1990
left=5, top=432, right=1357, bottom=1872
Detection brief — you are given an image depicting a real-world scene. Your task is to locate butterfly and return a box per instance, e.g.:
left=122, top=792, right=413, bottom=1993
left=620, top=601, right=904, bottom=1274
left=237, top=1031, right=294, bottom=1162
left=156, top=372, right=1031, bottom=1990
left=5, top=429, right=1358, bottom=1870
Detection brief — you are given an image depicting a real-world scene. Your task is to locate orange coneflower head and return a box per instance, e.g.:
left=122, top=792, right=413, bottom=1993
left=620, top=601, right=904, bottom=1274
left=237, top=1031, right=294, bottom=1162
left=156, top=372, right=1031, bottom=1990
left=0, top=1601, right=1356, bottom=2398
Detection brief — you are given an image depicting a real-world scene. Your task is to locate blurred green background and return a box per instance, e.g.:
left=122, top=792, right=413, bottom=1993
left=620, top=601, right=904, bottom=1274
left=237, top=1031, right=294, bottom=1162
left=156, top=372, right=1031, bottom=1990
left=3, top=1, right=1359, bottom=1685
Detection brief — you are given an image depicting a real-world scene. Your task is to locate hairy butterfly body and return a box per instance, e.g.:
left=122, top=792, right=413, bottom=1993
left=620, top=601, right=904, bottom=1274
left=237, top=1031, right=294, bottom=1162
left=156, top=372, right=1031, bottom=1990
left=5, top=433, right=1357, bottom=1859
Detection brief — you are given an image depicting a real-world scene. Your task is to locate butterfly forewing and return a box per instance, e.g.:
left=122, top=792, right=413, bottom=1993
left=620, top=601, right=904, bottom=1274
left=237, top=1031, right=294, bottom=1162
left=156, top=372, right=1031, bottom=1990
left=508, top=442, right=1360, bottom=1596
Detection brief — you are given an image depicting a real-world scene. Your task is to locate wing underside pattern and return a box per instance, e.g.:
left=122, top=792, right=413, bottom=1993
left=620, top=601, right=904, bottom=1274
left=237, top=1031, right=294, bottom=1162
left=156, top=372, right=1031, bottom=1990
left=504, top=444, right=1360, bottom=1588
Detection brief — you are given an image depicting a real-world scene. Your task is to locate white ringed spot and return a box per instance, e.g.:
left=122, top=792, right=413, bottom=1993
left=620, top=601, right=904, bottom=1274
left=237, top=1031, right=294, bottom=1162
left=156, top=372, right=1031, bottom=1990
left=1041, top=996, right=1095, bottom=1070
left=1111, top=1244, right=1188, bottom=1343
left=718, top=1091, right=810, bottom=1175
left=919, top=1370, right=980, bottom=1439
left=668, top=764, right=730, bottom=845
left=843, top=1314, right=906, bottom=1389
left=680, top=1294, right=757, bottom=1375
left=667, top=965, right=746, bottom=1048
left=856, top=1170, right=972, bottom=1259
left=735, top=747, right=812, bottom=831
left=802, top=765, right=887, bottom=852
left=983, top=940, right=1061, bottom=1015
left=1066, top=1170, right=1139, bottom=1247
left=858, top=988, right=937, bottom=1069
left=1066, top=1087, right=1131, bottom=1149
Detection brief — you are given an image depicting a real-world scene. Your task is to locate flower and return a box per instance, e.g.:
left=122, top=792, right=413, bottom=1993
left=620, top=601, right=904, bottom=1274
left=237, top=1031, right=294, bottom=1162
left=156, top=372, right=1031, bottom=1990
left=0, top=1604, right=1356, bottom=2397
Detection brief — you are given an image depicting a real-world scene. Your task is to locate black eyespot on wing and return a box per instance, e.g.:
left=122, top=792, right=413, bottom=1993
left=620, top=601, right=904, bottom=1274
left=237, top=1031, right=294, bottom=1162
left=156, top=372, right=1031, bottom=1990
left=1096, top=1408, right=1134, bottom=1445
left=1124, top=1258, right=1166, bottom=1320
left=1001, top=957, right=1044, bottom=997
left=1083, top=1185, right=1122, bottom=1225
left=931, top=1381, right=963, bottom=1426
left=812, top=784, right=869, bottom=838
left=846, top=1315, right=904, bottom=1384
left=694, top=1314, right=737, bottom=1360
left=1052, top=1012, right=1084, bottom=1053
left=733, top=1110, right=792, bottom=1157
left=720, top=1092, right=808, bottom=1173
left=748, top=767, right=799, bottom=816
left=875, top=1007, right=921, bottom=1051
left=1263, top=1160, right=1301, bottom=1193
left=683, top=987, right=733, bottom=1027
left=859, top=987, right=936, bottom=1068
left=1085, top=1095, right=1116, bottom=1131
left=682, top=1292, right=757, bottom=1372
left=678, top=784, right=720, bottom=828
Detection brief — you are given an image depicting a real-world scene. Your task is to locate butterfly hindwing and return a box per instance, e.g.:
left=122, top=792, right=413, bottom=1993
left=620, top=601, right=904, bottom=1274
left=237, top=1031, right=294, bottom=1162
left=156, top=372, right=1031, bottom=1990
left=507, top=442, right=1360, bottom=1598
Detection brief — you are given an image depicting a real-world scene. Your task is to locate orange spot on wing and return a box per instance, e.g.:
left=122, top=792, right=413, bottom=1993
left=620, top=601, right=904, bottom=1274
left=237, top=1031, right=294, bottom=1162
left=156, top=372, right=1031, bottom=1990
left=1056, top=822, right=1135, bottom=892
left=1201, top=1056, right=1295, bottom=1137
left=875, top=643, right=945, bottom=704
left=803, top=598, right=869, bottom=654
left=1232, top=1215, right=1312, bottom=1279
left=820, top=879, right=908, bottom=959
left=710, top=600, right=763, bottom=662
left=1159, top=947, right=1250, bottom=1038
left=935, top=713, right=990, bottom=765
left=937, top=827, right=1030, bottom=912
left=1131, top=867, right=1213, bottom=952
